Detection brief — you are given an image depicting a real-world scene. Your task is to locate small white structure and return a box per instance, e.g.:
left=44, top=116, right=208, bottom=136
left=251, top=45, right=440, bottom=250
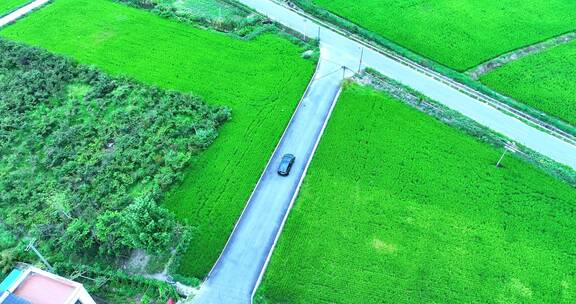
left=0, top=265, right=96, bottom=304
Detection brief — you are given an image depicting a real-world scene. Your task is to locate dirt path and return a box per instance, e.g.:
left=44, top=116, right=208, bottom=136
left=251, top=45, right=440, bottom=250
left=467, top=32, right=576, bottom=79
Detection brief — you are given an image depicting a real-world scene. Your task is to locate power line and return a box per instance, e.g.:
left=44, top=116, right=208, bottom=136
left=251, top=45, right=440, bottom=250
left=314, top=66, right=345, bottom=81
left=26, top=238, right=54, bottom=272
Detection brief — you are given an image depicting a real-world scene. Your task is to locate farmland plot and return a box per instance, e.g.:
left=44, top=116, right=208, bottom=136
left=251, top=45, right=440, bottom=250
left=0, top=0, right=29, bottom=15
left=303, top=0, right=576, bottom=70
left=260, top=85, right=576, bottom=303
left=480, top=41, right=576, bottom=125
left=0, top=0, right=315, bottom=278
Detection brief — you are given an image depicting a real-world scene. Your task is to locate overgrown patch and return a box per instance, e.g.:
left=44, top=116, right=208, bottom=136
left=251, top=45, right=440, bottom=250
left=0, top=38, right=229, bottom=271
left=0, top=0, right=316, bottom=279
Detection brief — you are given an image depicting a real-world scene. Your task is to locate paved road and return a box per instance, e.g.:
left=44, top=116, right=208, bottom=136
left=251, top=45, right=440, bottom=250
left=238, top=0, right=576, bottom=170
left=194, top=2, right=576, bottom=302
left=0, top=0, right=49, bottom=28
left=192, top=55, right=349, bottom=303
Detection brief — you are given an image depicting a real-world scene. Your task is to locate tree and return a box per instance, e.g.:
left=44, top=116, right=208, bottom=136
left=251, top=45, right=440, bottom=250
left=95, top=211, right=130, bottom=257
left=62, top=219, right=94, bottom=254
left=121, top=197, right=177, bottom=254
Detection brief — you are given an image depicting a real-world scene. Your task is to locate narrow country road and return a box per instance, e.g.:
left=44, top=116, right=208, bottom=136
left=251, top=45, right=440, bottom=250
left=192, top=56, right=349, bottom=303
left=193, top=1, right=576, bottom=301
left=0, top=0, right=49, bottom=28
left=237, top=0, right=576, bottom=170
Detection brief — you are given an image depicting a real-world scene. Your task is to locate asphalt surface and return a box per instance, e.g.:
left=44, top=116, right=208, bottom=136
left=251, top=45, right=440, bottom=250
left=0, top=0, right=49, bottom=27
left=238, top=0, right=576, bottom=170
left=192, top=56, right=349, bottom=303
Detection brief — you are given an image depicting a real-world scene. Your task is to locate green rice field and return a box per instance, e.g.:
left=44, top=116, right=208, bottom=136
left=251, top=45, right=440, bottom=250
left=260, top=84, right=576, bottom=303
left=304, top=0, right=576, bottom=70
left=0, top=0, right=315, bottom=278
left=480, top=41, right=576, bottom=126
left=0, top=0, right=29, bottom=15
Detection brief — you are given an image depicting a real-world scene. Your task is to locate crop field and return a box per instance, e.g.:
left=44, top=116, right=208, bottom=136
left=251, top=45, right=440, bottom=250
left=0, top=0, right=315, bottom=278
left=480, top=41, right=576, bottom=126
left=303, top=0, right=576, bottom=70
left=260, top=85, right=576, bottom=303
left=0, top=0, right=29, bottom=15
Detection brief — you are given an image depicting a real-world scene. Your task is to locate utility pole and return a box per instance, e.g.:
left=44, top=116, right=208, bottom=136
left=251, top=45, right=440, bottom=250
left=317, top=26, right=321, bottom=42
left=358, top=47, right=364, bottom=74
left=26, top=238, right=54, bottom=272
left=496, top=141, right=519, bottom=167
left=496, top=150, right=507, bottom=168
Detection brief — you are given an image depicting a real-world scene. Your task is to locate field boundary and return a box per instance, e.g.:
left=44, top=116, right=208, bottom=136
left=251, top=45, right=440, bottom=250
left=468, top=31, right=576, bottom=79
left=250, top=72, right=343, bottom=302
left=201, top=57, right=322, bottom=284
left=261, top=0, right=576, bottom=145
left=265, top=0, right=576, bottom=139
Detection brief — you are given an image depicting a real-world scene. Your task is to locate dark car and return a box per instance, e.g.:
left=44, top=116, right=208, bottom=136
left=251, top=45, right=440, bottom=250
left=278, top=154, right=296, bottom=176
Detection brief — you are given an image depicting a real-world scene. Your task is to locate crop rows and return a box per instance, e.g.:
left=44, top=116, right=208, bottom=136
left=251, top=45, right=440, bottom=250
left=0, top=0, right=315, bottom=278
left=480, top=40, right=576, bottom=125
left=308, top=0, right=576, bottom=71
left=0, top=0, right=30, bottom=16
left=260, top=85, right=576, bottom=303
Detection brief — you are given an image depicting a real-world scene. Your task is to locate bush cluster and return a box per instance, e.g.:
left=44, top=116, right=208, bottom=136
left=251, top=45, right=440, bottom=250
left=55, top=262, right=180, bottom=303
left=0, top=39, right=230, bottom=264
left=114, top=0, right=264, bottom=35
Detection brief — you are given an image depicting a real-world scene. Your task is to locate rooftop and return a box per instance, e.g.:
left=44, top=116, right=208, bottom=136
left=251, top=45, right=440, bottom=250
left=0, top=265, right=95, bottom=304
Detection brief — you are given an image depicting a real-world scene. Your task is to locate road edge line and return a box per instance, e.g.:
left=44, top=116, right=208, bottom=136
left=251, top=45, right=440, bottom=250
left=249, top=81, right=344, bottom=303
left=200, top=57, right=322, bottom=283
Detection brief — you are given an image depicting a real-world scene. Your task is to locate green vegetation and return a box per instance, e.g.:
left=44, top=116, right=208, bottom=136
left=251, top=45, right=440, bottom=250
left=118, top=0, right=266, bottom=36
left=480, top=41, right=576, bottom=125
left=281, top=0, right=576, bottom=136
left=0, top=39, right=227, bottom=265
left=0, top=0, right=315, bottom=278
left=55, top=262, right=180, bottom=303
left=0, top=0, right=29, bottom=15
left=297, top=0, right=576, bottom=70
left=159, top=0, right=244, bottom=20
left=260, top=84, right=576, bottom=303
